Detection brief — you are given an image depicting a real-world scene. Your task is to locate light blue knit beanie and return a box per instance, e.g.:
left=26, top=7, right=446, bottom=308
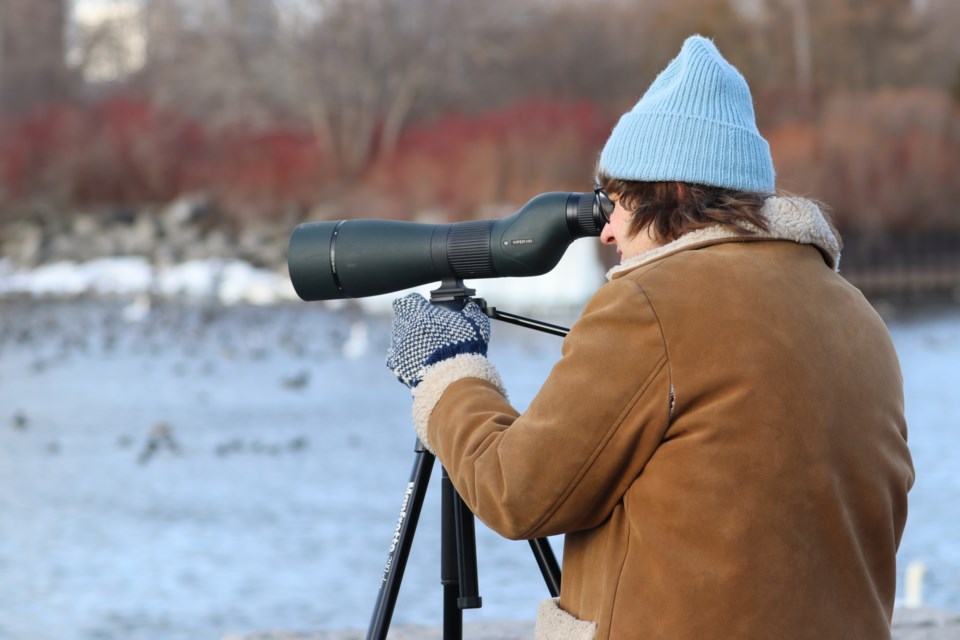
left=598, top=35, right=775, bottom=192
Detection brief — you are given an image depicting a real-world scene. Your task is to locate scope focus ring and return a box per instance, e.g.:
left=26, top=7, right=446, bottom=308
left=448, top=220, right=496, bottom=278
left=576, top=193, right=602, bottom=236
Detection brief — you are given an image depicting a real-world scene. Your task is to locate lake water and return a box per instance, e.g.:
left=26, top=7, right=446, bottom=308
left=0, top=298, right=957, bottom=640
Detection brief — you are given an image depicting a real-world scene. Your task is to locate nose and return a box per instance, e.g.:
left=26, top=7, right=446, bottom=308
left=600, top=222, right=615, bottom=245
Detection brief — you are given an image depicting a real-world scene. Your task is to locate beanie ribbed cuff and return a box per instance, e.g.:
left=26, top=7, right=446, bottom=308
left=599, top=111, right=775, bottom=192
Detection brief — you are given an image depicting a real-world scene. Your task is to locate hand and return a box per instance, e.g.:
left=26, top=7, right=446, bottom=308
left=386, top=293, right=491, bottom=388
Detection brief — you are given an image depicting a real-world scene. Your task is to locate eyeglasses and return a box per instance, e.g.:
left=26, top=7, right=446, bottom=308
left=594, top=184, right=615, bottom=226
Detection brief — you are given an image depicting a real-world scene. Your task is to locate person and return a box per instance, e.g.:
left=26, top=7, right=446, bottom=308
left=386, top=35, right=914, bottom=640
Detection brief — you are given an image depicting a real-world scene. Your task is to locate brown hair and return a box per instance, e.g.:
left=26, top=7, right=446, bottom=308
left=596, top=174, right=771, bottom=244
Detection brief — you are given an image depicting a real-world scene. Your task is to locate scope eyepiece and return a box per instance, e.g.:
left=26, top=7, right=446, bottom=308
left=288, top=191, right=606, bottom=301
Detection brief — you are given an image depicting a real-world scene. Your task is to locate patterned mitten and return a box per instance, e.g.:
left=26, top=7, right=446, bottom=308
left=386, top=293, right=491, bottom=388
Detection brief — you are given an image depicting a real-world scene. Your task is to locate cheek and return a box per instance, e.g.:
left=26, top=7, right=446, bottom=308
left=613, top=204, right=633, bottom=235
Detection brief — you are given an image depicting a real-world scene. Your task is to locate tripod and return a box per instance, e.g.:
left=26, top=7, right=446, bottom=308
left=366, top=280, right=570, bottom=640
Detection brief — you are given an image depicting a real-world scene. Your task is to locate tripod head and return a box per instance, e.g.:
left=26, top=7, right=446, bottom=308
left=426, top=278, right=569, bottom=338
left=429, top=279, right=477, bottom=307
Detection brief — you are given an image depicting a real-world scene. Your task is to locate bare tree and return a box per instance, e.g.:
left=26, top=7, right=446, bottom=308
left=129, top=0, right=950, bottom=183
left=281, top=0, right=529, bottom=178
left=139, top=0, right=528, bottom=177
left=769, top=0, right=922, bottom=93
left=915, top=0, right=960, bottom=91
left=0, top=0, right=70, bottom=111
left=69, top=0, right=147, bottom=85
left=141, top=0, right=286, bottom=125
left=786, top=0, right=813, bottom=110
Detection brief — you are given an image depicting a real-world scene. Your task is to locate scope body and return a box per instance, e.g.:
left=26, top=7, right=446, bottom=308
left=288, top=191, right=605, bottom=301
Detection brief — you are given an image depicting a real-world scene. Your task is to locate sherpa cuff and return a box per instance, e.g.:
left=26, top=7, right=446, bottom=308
left=535, top=598, right=597, bottom=640
left=411, top=353, right=505, bottom=453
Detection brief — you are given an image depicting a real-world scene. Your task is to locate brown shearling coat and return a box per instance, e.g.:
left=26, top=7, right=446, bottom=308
left=413, top=198, right=915, bottom=640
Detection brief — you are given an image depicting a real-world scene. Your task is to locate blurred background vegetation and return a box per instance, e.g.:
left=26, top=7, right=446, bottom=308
left=0, top=0, right=958, bottom=294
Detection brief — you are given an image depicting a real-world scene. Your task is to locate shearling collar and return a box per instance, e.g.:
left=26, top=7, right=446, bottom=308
left=606, top=196, right=841, bottom=281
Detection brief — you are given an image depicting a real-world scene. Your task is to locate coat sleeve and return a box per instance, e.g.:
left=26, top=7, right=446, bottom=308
left=425, top=278, right=672, bottom=540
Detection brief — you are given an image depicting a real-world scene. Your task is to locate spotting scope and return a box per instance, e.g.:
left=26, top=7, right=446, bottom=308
left=288, top=191, right=612, bottom=300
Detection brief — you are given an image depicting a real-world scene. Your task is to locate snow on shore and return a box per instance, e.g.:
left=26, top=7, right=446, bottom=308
left=0, top=238, right=606, bottom=311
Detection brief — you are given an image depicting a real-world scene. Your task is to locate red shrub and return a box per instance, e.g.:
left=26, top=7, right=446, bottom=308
left=767, top=89, right=960, bottom=231
left=363, top=99, right=614, bottom=220
left=193, top=125, right=328, bottom=219
left=4, top=91, right=956, bottom=232
left=0, top=96, right=331, bottom=219
left=0, top=98, right=205, bottom=205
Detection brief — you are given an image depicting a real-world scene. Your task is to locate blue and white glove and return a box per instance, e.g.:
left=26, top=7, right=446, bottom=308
left=386, top=293, right=491, bottom=389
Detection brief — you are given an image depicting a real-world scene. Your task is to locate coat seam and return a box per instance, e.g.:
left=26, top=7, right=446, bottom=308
left=606, top=495, right=634, bottom=636
left=624, top=277, right=674, bottom=426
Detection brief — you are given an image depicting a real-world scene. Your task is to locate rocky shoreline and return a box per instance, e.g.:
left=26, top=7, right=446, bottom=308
left=224, top=607, right=960, bottom=640
left=0, top=194, right=293, bottom=273
left=222, top=620, right=535, bottom=640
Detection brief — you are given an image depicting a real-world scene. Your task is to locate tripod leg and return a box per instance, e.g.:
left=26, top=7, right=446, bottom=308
left=529, top=538, right=562, bottom=598
left=366, top=440, right=435, bottom=640
left=450, top=473, right=482, bottom=609
left=441, top=468, right=464, bottom=639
